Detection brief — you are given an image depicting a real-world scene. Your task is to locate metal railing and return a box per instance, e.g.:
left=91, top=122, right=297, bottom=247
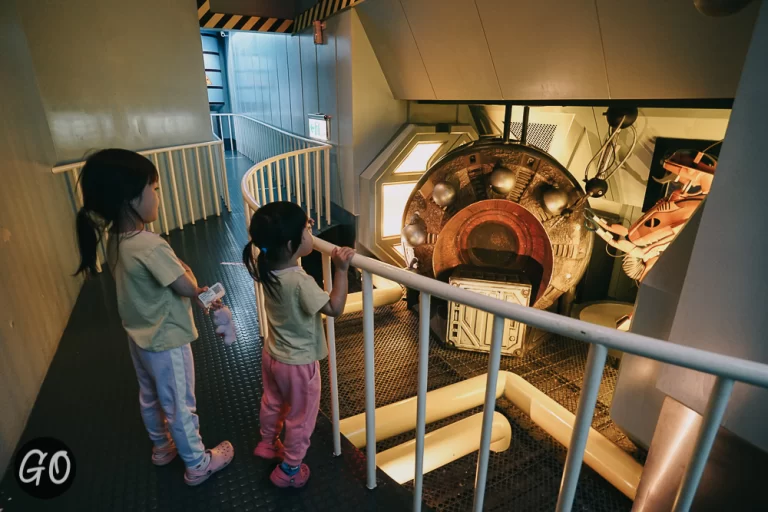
left=241, top=155, right=768, bottom=512
left=53, top=139, right=230, bottom=272
left=220, top=113, right=333, bottom=228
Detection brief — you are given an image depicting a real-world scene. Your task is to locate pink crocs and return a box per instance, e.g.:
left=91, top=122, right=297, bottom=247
left=270, top=463, right=310, bottom=488
left=183, top=441, right=234, bottom=486
left=253, top=439, right=285, bottom=461
left=151, top=442, right=178, bottom=466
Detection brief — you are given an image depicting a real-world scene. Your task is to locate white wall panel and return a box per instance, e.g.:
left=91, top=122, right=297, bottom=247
left=401, top=0, right=501, bottom=100
left=597, top=0, right=758, bottom=99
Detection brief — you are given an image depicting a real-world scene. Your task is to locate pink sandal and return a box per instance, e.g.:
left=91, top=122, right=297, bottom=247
left=253, top=439, right=285, bottom=460
left=184, top=441, right=234, bottom=486
left=151, top=442, right=178, bottom=466
left=270, top=463, right=310, bottom=488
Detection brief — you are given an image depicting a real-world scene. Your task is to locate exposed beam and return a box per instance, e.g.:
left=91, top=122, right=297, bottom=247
left=293, top=0, right=369, bottom=34
left=197, top=0, right=293, bottom=33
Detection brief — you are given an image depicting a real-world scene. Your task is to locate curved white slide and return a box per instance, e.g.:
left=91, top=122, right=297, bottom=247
left=339, top=371, right=643, bottom=499
left=377, top=412, right=512, bottom=484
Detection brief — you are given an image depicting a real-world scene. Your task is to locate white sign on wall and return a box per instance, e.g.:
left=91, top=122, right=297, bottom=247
left=308, top=113, right=331, bottom=142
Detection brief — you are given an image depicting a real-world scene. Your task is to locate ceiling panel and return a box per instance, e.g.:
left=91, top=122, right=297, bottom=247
left=357, top=0, right=436, bottom=100
left=400, top=0, right=502, bottom=100
left=597, top=0, right=758, bottom=99
left=476, top=0, right=610, bottom=100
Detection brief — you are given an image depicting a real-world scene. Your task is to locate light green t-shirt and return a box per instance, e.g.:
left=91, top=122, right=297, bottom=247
left=264, top=267, right=330, bottom=365
left=108, top=231, right=198, bottom=352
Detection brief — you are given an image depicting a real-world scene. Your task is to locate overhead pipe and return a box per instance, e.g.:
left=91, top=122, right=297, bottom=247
left=502, top=104, right=512, bottom=142
left=521, top=106, right=530, bottom=145
left=339, top=371, right=643, bottom=500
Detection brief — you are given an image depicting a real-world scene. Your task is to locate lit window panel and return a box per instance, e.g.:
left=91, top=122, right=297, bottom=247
left=382, top=182, right=418, bottom=238
left=393, top=244, right=406, bottom=261
left=394, top=142, right=444, bottom=174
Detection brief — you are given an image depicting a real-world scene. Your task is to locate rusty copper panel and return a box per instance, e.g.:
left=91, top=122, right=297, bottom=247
left=402, top=139, right=593, bottom=310
left=433, top=200, right=553, bottom=304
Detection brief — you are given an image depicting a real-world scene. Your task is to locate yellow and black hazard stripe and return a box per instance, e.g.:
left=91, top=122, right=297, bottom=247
left=293, top=0, right=368, bottom=33
left=197, top=0, right=294, bottom=33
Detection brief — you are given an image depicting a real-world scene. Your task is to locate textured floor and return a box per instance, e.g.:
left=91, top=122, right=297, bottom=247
left=0, top=151, right=643, bottom=511
left=323, top=303, right=644, bottom=512
left=0, top=153, right=413, bottom=511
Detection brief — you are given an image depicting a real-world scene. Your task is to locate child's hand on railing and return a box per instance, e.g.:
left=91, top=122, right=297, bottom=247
left=332, top=247, right=355, bottom=272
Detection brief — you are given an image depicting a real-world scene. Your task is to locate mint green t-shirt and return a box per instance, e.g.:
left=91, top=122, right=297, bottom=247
left=264, top=267, right=330, bottom=365
left=108, top=231, right=198, bottom=352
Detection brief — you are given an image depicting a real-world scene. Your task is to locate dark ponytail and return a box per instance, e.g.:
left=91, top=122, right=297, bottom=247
left=75, top=208, right=106, bottom=275
left=74, top=149, right=159, bottom=276
left=242, top=201, right=308, bottom=296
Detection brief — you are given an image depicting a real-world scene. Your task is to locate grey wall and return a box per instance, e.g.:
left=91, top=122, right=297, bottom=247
left=0, top=0, right=82, bottom=478
left=226, top=10, right=406, bottom=214
left=1, top=0, right=220, bottom=478
left=16, top=0, right=213, bottom=164
left=357, top=0, right=758, bottom=101
left=655, top=1, right=768, bottom=453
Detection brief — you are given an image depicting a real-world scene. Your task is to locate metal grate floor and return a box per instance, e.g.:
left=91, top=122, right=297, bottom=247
left=0, top=153, right=413, bottom=512
left=0, top=151, right=643, bottom=511
left=322, top=300, right=645, bottom=512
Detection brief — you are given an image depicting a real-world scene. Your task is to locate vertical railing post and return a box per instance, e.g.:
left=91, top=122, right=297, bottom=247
left=194, top=147, right=207, bottom=219
left=555, top=343, right=609, bottom=512
left=218, top=142, right=231, bottom=212
left=267, top=162, right=275, bottom=203
left=276, top=159, right=283, bottom=201
left=324, top=147, right=331, bottom=227
left=259, top=166, right=267, bottom=206
left=414, top=292, right=431, bottom=512
left=472, top=315, right=505, bottom=512
left=303, top=153, right=311, bottom=217
left=206, top=145, right=221, bottom=217
left=314, top=150, right=321, bottom=227
left=228, top=115, right=235, bottom=152
left=362, top=270, right=377, bottom=490
left=672, top=377, right=735, bottom=512
left=152, top=154, right=171, bottom=233
left=180, top=149, right=195, bottom=224
left=322, top=254, right=342, bottom=456
left=166, top=151, right=184, bottom=230
left=286, top=154, right=292, bottom=202
left=295, top=154, right=301, bottom=207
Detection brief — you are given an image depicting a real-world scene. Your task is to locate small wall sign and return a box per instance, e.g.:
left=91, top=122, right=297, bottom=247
left=308, top=113, right=331, bottom=142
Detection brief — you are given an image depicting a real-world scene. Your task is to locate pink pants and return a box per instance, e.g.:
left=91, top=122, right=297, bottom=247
left=259, top=348, right=321, bottom=466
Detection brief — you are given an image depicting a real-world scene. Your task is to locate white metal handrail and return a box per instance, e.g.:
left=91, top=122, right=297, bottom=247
left=214, top=113, right=333, bottom=227
left=53, top=139, right=230, bottom=272
left=242, top=159, right=768, bottom=512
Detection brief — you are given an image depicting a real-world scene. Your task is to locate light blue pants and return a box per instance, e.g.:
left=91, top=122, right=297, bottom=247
left=127, top=338, right=206, bottom=467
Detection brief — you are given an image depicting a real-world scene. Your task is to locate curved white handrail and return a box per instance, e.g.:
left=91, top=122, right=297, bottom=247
left=212, top=112, right=331, bottom=148
left=240, top=133, right=768, bottom=512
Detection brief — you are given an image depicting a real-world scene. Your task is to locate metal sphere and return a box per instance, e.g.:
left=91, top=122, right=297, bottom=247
left=542, top=187, right=569, bottom=214
left=489, top=166, right=516, bottom=195
left=432, top=181, right=457, bottom=207
left=585, top=177, right=608, bottom=198
left=402, top=222, right=427, bottom=247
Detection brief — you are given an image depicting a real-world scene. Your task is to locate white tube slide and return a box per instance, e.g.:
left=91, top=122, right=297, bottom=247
left=377, top=412, right=512, bottom=484
left=339, top=371, right=643, bottom=500
left=343, top=274, right=403, bottom=314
